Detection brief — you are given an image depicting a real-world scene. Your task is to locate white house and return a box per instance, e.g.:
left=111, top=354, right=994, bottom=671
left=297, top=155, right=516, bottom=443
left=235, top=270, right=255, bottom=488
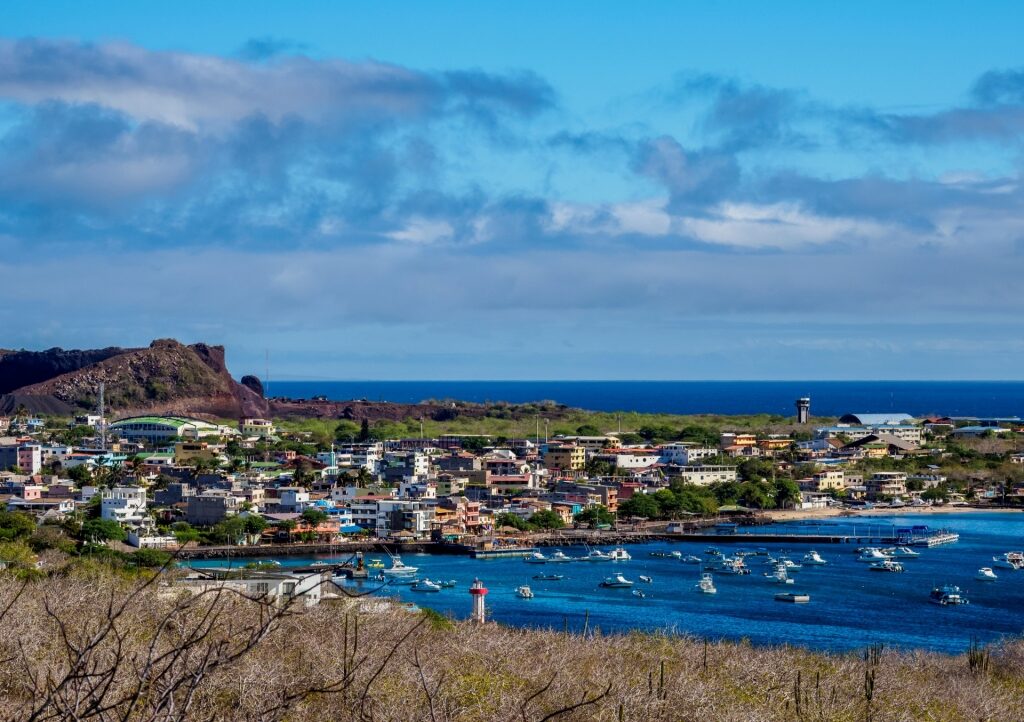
left=100, top=486, right=148, bottom=524
left=659, top=444, right=719, bottom=465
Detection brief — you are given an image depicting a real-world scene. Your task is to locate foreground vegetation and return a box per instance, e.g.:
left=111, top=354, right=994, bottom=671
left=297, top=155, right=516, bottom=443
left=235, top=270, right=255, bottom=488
left=0, top=564, right=1022, bottom=721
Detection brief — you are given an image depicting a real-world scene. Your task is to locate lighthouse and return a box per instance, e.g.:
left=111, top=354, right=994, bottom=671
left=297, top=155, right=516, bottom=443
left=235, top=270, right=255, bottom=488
left=795, top=397, right=810, bottom=424
left=469, top=578, right=488, bottom=623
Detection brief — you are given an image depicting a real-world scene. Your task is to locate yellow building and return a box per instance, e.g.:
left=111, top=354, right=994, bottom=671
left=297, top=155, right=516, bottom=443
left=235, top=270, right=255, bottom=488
left=240, top=418, right=275, bottom=438
left=544, top=445, right=586, bottom=472
left=174, top=441, right=222, bottom=464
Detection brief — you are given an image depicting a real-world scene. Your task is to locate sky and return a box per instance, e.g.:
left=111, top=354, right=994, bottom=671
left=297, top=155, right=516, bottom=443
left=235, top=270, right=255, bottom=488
left=1, top=1, right=1023, bottom=380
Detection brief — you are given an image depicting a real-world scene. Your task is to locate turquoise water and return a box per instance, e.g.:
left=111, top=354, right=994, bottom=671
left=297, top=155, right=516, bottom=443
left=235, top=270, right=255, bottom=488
left=188, top=513, right=1024, bottom=653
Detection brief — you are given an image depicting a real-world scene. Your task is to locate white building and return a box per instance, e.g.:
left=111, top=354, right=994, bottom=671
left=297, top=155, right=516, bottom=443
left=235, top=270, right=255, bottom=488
left=179, top=570, right=325, bottom=607
left=100, top=486, right=148, bottom=524
left=659, top=444, right=719, bottom=465
left=278, top=487, right=310, bottom=512
left=675, top=465, right=738, bottom=486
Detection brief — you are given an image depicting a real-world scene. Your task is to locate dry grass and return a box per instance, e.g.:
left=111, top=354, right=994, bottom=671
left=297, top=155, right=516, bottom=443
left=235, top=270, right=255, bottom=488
left=1, top=568, right=1022, bottom=721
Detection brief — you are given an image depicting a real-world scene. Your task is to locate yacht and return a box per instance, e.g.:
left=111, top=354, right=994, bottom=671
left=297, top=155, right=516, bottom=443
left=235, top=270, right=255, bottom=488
left=524, top=551, right=548, bottom=564
left=857, top=548, right=892, bottom=563
left=649, top=551, right=675, bottom=558
left=599, top=573, right=634, bottom=588
left=516, top=585, right=535, bottom=599
left=975, top=567, right=998, bottom=582
left=581, top=549, right=614, bottom=562
left=695, top=572, right=717, bottom=594
left=779, top=558, right=803, bottom=572
left=886, top=546, right=920, bottom=558
left=930, top=585, right=969, bottom=606
left=669, top=550, right=683, bottom=559
left=609, top=547, right=632, bottom=561
left=717, top=557, right=751, bottom=575
left=533, top=573, right=564, bottom=581
left=991, top=552, right=1024, bottom=570
left=764, top=563, right=795, bottom=585
left=802, top=551, right=827, bottom=566
left=382, top=556, right=419, bottom=576
left=775, top=592, right=810, bottom=603
left=547, top=550, right=574, bottom=563
left=869, top=560, right=904, bottom=572
left=411, top=578, right=442, bottom=593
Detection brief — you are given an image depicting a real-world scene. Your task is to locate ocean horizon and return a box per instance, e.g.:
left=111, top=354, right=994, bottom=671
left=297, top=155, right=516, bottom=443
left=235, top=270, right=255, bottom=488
left=267, top=380, right=1024, bottom=418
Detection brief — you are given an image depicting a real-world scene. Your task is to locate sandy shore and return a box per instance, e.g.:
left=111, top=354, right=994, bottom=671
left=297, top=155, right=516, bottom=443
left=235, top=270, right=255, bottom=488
left=762, top=505, right=1021, bottom=522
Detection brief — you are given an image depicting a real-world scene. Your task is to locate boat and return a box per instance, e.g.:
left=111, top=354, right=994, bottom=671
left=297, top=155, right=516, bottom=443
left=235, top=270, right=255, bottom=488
left=524, top=551, right=548, bottom=564
left=599, top=573, right=634, bottom=588
left=392, top=577, right=420, bottom=586
left=533, top=573, right=564, bottom=581
left=695, top=572, right=717, bottom=594
left=411, top=579, right=442, bottom=592
left=930, top=585, right=969, bottom=606
left=632, top=589, right=646, bottom=599
left=547, top=551, right=574, bottom=563
left=680, top=555, right=702, bottom=564
left=704, top=547, right=722, bottom=556
left=439, top=579, right=457, bottom=588
left=649, top=552, right=675, bottom=558
left=638, top=575, right=653, bottom=583
left=886, top=546, right=920, bottom=558
left=381, top=556, right=419, bottom=576
left=869, top=560, right=904, bottom=572
left=310, top=561, right=331, bottom=568
left=516, top=585, right=535, bottom=599
left=991, top=552, right=1024, bottom=570
left=802, top=551, right=827, bottom=566
left=581, top=549, right=614, bottom=562
left=609, top=547, right=632, bottom=561
left=857, top=548, right=892, bottom=563
left=669, top=551, right=682, bottom=559
left=779, top=558, right=802, bottom=572
left=367, top=559, right=385, bottom=569
left=975, top=567, right=998, bottom=582
left=764, top=563, right=794, bottom=585
left=717, top=557, right=751, bottom=575
left=775, top=592, right=810, bottom=603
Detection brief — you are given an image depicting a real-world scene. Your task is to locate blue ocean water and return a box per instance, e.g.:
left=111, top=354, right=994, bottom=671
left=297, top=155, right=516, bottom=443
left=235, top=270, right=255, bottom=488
left=189, top=513, right=1024, bottom=653
left=267, top=380, right=1024, bottom=417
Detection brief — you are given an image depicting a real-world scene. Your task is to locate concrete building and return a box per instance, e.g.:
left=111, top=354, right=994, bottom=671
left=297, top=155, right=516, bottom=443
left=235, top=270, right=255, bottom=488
left=0, top=444, right=41, bottom=474
left=659, top=444, right=718, bottom=466
left=240, top=418, right=275, bottom=438
left=675, top=465, right=738, bottom=486
left=187, top=491, right=241, bottom=526
left=796, top=397, right=810, bottom=424
left=109, top=416, right=228, bottom=445
left=543, top=445, right=586, bottom=473
left=100, top=486, right=148, bottom=524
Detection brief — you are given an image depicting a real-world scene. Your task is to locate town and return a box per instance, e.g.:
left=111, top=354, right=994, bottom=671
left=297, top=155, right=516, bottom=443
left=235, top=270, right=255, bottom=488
left=2, top=398, right=1023, bottom=595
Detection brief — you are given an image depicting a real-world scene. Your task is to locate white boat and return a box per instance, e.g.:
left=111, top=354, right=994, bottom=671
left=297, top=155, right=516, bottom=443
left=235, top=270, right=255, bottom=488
left=779, top=558, right=802, bottom=572
left=975, top=567, right=998, bottom=582
left=802, top=551, right=827, bottom=566
left=411, top=578, right=442, bottom=592
left=857, top=548, right=892, bottom=563
left=599, top=573, right=634, bottom=588
left=381, top=555, right=418, bottom=576
left=775, top=592, right=810, bottom=603
left=609, top=547, right=632, bottom=561
left=533, top=573, right=564, bottom=581
left=669, top=551, right=682, bottom=559
left=547, top=550, right=573, bottom=563
left=524, top=551, right=548, bottom=564
left=681, top=555, right=702, bottom=564
left=638, top=575, right=653, bottom=583
left=869, top=560, right=904, bottom=572
left=695, top=572, right=717, bottom=594
left=717, top=557, right=751, bottom=575
left=764, top=563, right=794, bottom=585
left=439, top=579, right=457, bottom=588
left=991, top=552, right=1024, bottom=570
left=516, top=585, right=535, bottom=599
left=581, top=549, right=614, bottom=562
left=930, top=585, right=969, bottom=606
left=632, top=589, right=646, bottom=599
left=886, top=546, right=920, bottom=558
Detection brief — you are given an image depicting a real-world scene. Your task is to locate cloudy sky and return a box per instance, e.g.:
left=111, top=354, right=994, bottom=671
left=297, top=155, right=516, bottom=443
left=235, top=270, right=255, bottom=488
left=2, top=1, right=1023, bottom=380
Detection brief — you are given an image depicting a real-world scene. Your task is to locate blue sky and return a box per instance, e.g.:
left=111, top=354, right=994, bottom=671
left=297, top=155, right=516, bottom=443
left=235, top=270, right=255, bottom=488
left=1, top=1, right=1023, bottom=380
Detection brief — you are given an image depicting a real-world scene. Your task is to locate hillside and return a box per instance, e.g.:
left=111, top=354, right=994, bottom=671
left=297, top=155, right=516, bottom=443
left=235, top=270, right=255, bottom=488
left=1, top=340, right=268, bottom=418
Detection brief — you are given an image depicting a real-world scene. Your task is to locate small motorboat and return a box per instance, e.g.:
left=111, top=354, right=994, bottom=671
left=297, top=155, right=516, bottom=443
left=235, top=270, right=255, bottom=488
left=975, top=567, right=998, bottom=582
left=717, top=558, right=751, bottom=575
left=411, top=579, right=441, bottom=592
left=695, top=572, right=717, bottom=594
left=802, top=551, right=827, bottom=566
left=775, top=592, right=810, bottom=603
left=547, top=551, right=573, bottom=563
left=516, top=585, right=535, bottom=599
left=599, top=573, right=634, bottom=588
left=439, top=579, right=457, bottom=588
left=857, top=548, right=892, bottom=563
left=638, top=575, right=653, bottom=583
left=533, top=573, right=564, bottom=581
left=609, top=547, right=632, bottom=561
left=581, top=549, right=614, bottom=562
left=669, top=550, right=682, bottom=559
left=991, top=552, right=1024, bottom=570
left=886, top=546, right=920, bottom=558
left=779, top=558, right=802, bottom=571
left=649, top=552, right=674, bottom=558
left=680, top=555, right=702, bottom=564
left=632, top=589, right=646, bottom=599
left=764, top=563, right=794, bottom=585
left=869, top=560, right=904, bottom=572
left=704, top=547, right=722, bottom=556
left=930, top=585, right=969, bottom=606
left=524, top=551, right=548, bottom=564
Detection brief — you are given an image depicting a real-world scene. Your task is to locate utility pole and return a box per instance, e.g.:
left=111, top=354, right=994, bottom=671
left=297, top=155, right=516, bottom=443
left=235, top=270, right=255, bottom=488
left=98, top=382, right=106, bottom=451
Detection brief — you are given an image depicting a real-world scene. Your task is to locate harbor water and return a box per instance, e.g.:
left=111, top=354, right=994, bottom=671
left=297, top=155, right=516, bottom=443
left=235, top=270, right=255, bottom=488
left=187, top=512, right=1024, bottom=653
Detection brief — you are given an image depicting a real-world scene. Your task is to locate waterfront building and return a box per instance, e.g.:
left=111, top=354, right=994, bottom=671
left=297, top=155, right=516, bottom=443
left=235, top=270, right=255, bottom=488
left=186, top=491, right=241, bottom=526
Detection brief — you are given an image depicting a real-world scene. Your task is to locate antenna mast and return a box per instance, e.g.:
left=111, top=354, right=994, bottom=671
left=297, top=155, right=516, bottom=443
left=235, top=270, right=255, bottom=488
left=98, top=382, right=106, bottom=451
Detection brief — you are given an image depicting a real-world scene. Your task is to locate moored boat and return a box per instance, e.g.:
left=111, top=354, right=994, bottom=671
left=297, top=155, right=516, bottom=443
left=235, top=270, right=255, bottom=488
left=609, top=547, right=632, bottom=561
left=599, top=573, right=634, bottom=588
left=991, top=552, right=1024, bottom=570
left=680, top=555, right=702, bottom=564
left=869, top=560, right=904, bottom=572
left=802, top=550, right=827, bottom=566
left=524, top=551, right=548, bottom=564
left=581, top=549, right=614, bottom=562
left=775, top=592, right=810, bottom=603
left=516, top=585, right=535, bottom=599
left=547, top=551, right=573, bottom=563
left=639, top=575, right=653, bottom=583
left=975, top=567, right=998, bottom=582
left=857, top=548, right=892, bottom=563
left=695, top=572, right=717, bottom=594
left=381, top=555, right=418, bottom=576
left=411, top=578, right=442, bottom=592
left=533, top=573, right=564, bottom=581
left=930, top=585, right=968, bottom=605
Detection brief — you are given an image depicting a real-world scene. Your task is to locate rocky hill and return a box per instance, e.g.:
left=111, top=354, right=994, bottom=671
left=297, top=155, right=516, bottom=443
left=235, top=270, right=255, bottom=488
left=0, top=346, right=127, bottom=395
left=0, top=340, right=268, bottom=419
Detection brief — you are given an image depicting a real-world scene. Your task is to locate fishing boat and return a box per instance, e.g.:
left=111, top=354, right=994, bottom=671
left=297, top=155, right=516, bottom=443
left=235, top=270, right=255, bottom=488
left=869, top=560, right=904, bottom=572
left=975, top=567, right=998, bottom=582
left=775, top=592, right=810, bottom=603
left=516, top=585, right=535, bottom=599
left=533, top=573, right=564, bottom=581
left=680, top=555, right=702, bottom=564
left=580, top=549, right=614, bottom=562
left=669, top=550, right=682, bottom=559
left=547, top=551, right=574, bottom=563
left=802, top=550, right=827, bottom=566
left=695, top=572, right=717, bottom=594
left=764, top=563, right=795, bottom=585
left=930, top=585, right=969, bottom=606
left=638, top=575, right=653, bottom=583
left=991, top=552, right=1024, bottom=570
left=632, top=589, right=646, bottom=599
left=599, top=573, right=634, bottom=588
left=381, top=555, right=418, bottom=576
left=717, top=557, right=751, bottom=575
left=649, top=551, right=675, bottom=558
left=704, top=547, right=722, bottom=556
left=609, top=547, right=632, bottom=561
left=439, top=579, right=457, bottom=588
left=857, top=548, right=892, bottom=563
left=886, top=546, right=920, bottom=558
left=779, top=558, right=802, bottom=572
left=411, top=579, right=442, bottom=593
left=524, top=551, right=548, bottom=564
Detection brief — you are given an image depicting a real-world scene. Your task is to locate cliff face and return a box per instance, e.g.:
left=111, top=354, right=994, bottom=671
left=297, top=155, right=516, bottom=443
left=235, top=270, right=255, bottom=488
left=0, top=347, right=129, bottom=395
left=0, top=340, right=268, bottom=419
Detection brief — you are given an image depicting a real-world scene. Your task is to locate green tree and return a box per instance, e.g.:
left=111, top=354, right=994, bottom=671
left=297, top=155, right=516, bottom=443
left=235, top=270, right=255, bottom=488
left=0, top=511, right=37, bottom=542
left=357, top=419, right=371, bottom=442
left=527, top=509, right=565, bottom=529
left=494, top=512, right=529, bottom=531
left=773, top=478, right=802, bottom=509
left=81, top=518, right=127, bottom=542
left=617, top=494, right=661, bottom=519
left=574, top=505, right=614, bottom=528
left=301, top=508, right=329, bottom=526
left=131, top=548, right=172, bottom=568
left=576, top=424, right=602, bottom=436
